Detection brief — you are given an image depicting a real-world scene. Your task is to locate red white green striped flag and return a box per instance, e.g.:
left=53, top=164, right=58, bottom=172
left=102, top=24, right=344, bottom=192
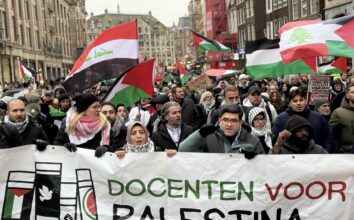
left=191, top=31, right=232, bottom=53
left=176, top=57, right=188, bottom=85
left=103, top=59, right=156, bottom=107
left=246, top=39, right=317, bottom=80
left=279, top=15, right=354, bottom=64
left=64, top=21, right=138, bottom=94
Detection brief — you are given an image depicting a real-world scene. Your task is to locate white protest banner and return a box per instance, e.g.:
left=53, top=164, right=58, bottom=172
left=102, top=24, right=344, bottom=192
left=1, top=145, right=354, bottom=219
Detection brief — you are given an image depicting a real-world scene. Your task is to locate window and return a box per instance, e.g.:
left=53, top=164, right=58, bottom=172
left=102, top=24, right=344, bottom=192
left=273, top=0, right=278, bottom=10
left=292, top=0, right=299, bottom=20
left=301, top=0, right=308, bottom=17
left=283, top=0, right=288, bottom=6
left=250, top=0, right=254, bottom=16
left=278, top=0, right=282, bottom=8
left=310, top=0, right=319, bottom=14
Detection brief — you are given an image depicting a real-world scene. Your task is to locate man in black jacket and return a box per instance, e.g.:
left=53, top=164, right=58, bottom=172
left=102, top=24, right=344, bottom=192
left=273, top=115, right=327, bottom=154
left=101, top=102, right=127, bottom=152
left=171, top=86, right=200, bottom=130
left=2, top=99, right=48, bottom=150
left=151, top=101, right=193, bottom=151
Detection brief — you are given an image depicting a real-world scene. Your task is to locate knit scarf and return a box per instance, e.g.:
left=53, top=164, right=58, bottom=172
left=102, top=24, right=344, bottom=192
left=111, top=117, right=124, bottom=137
left=4, top=115, right=29, bottom=133
left=124, top=138, right=155, bottom=153
left=251, top=127, right=273, bottom=152
left=66, top=108, right=111, bottom=146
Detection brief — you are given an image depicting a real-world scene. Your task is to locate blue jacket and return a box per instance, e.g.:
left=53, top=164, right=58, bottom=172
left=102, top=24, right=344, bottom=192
left=272, top=107, right=334, bottom=152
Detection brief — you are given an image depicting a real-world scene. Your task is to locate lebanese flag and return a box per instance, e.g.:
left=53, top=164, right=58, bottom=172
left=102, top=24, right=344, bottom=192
left=318, top=57, right=347, bottom=75
left=176, top=57, right=188, bottom=85
left=279, top=15, right=354, bottom=63
left=191, top=31, right=231, bottom=53
left=102, top=59, right=156, bottom=107
left=246, top=39, right=316, bottom=80
left=63, top=21, right=138, bottom=94
left=17, top=58, right=35, bottom=81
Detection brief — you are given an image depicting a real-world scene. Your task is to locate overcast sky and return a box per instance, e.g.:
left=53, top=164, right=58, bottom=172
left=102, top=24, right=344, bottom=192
left=85, top=0, right=190, bottom=27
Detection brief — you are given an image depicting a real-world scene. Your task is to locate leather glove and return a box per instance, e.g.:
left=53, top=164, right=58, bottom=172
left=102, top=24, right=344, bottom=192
left=240, top=148, right=258, bottom=160
left=199, top=124, right=219, bottom=137
left=95, top=145, right=108, bottom=158
left=64, top=143, right=77, bottom=152
left=35, top=139, right=48, bottom=151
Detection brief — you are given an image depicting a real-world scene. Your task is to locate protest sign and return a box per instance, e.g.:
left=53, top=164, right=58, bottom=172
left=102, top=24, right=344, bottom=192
left=307, top=75, right=331, bottom=105
left=1, top=145, right=354, bottom=219
left=186, top=74, right=212, bottom=91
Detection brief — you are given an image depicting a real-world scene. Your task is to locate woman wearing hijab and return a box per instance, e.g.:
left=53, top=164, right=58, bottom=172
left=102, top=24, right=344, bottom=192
left=54, top=93, right=111, bottom=157
left=115, top=121, right=176, bottom=159
left=245, top=107, right=273, bottom=154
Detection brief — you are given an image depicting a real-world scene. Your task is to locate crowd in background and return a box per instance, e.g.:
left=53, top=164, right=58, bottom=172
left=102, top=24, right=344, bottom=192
left=0, top=71, right=353, bottom=159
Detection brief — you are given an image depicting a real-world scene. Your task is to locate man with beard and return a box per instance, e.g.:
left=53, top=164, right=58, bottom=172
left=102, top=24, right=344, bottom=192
left=209, top=85, right=240, bottom=124
left=101, top=102, right=127, bottom=151
left=330, top=83, right=354, bottom=153
left=196, top=91, right=215, bottom=126
left=1, top=99, right=49, bottom=150
left=273, top=115, right=327, bottom=154
left=314, top=99, right=331, bottom=121
left=272, top=88, right=334, bottom=153
left=151, top=101, right=193, bottom=151
left=171, top=86, right=200, bottom=130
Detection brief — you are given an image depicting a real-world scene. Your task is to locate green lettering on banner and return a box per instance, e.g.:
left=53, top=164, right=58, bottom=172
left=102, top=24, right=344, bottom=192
left=147, top=177, right=166, bottom=197
left=168, top=179, right=183, bottom=198
left=126, top=179, right=146, bottom=196
left=201, top=180, right=219, bottom=199
left=238, top=181, right=254, bottom=201
left=108, top=179, right=124, bottom=196
left=184, top=180, right=200, bottom=199
left=220, top=181, right=236, bottom=200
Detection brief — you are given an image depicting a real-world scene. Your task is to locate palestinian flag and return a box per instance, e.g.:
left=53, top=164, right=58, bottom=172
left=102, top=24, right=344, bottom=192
left=176, top=57, right=188, bottom=85
left=191, top=31, right=232, bottom=53
left=102, top=59, right=156, bottom=107
left=279, top=15, right=354, bottom=64
left=63, top=21, right=138, bottom=94
left=17, top=58, right=35, bottom=81
left=246, top=39, right=316, bottom=80
left=2, top=172, right=35, bottom=220
left=318, top=57, right=347, bottom=74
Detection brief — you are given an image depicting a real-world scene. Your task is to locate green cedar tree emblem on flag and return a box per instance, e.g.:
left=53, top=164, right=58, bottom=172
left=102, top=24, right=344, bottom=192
left=289, top=27, right=312, bottom=45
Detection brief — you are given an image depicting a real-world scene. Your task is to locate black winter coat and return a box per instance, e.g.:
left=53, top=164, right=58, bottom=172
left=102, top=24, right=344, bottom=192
left=151, top=122, right=193, bottom=151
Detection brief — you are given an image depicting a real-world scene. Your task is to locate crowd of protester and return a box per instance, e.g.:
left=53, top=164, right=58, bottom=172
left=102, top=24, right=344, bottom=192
left=0, top=72, right=353, bottom=159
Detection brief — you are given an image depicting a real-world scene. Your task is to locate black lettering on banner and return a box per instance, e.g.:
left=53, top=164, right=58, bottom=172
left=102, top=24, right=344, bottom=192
left=228, top=210, right=252, bottom=219
left=141, top=205, right=154, bottom=219
left=113, top=204, right=133, bottom=220
left=289, top=209, right=301, bottom=220
left=180, top=208, right=201, bottom=220
left=204, top=208, right=225, bottom=219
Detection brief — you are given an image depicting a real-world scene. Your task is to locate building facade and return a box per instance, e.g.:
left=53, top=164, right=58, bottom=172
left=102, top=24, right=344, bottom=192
left=236, top=0, right=266, bottom=49
left=174, top=16, right=191, bottom=60
left=265, top=0, right=289, bottom=39
left=0, top=0, right=87, bottom=84
left=324, top=0, right=354, bottom=19
left=87, top=9, right=175, bottom=65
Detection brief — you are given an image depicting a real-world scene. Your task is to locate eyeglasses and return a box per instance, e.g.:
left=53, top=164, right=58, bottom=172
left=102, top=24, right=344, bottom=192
left=221, top=118, right=240, bottom=124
